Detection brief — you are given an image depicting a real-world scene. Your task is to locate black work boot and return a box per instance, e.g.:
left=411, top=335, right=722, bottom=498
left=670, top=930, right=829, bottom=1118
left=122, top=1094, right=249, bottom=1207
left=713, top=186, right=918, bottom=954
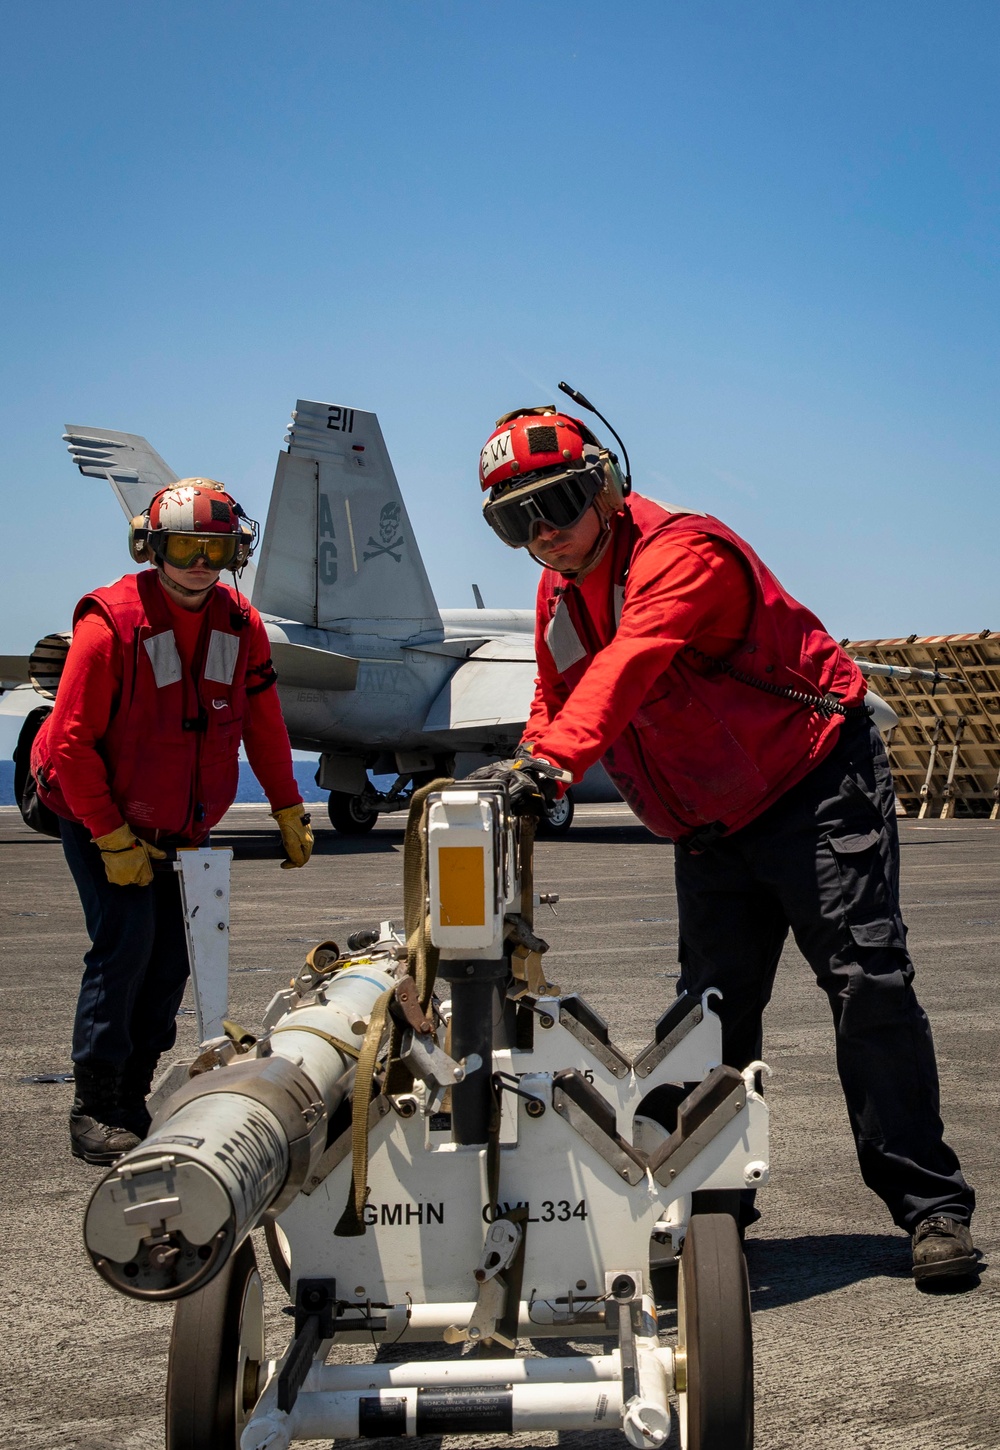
left=70, top=1063, right=142, bottom=1166
left=911, top=1215, right=978, bottom=1284
left=118, top=1053, right=160, bottom=1140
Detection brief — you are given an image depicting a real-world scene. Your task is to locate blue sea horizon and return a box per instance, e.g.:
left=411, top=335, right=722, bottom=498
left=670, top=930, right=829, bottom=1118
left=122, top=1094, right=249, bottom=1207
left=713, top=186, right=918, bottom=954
left=0, top=758, right=326, bottom=808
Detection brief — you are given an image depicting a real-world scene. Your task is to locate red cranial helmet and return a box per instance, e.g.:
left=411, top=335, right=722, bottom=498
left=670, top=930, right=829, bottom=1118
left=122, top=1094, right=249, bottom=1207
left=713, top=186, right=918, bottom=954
left=479, top=409, right=592, bottom=492
left=149, top=480, right=242, bottom=534
left=479, top=407, right=628, bottom=550
left=129, top=479, right=259, bottom=570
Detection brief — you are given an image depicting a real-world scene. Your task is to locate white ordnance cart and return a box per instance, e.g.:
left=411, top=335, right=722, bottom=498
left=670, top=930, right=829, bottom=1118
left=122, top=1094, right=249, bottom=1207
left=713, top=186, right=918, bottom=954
left=83, top=781, right=769, bottom=1450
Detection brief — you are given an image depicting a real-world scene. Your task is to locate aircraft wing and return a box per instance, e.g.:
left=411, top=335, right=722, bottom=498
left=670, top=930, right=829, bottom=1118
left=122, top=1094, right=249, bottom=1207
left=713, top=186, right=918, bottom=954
left=423, top=635, right=537, bottom=732
left=266, top=635, right=359, bottom=692
left=0, top=658, right=32, bottom=699
left=63, top=425, right=179, bottom=520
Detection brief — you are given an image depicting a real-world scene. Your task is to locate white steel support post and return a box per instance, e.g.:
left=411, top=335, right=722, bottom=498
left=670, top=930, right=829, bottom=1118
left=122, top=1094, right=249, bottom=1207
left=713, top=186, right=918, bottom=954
left=242, top=1343, right=677, bottom=1450
left=174, top=846, right=234, bottom=1045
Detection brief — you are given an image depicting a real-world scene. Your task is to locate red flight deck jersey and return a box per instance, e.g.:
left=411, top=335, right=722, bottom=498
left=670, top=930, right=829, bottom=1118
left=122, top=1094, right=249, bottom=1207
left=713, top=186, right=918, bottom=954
left=522, top=495, right=865, bottom=841
left=33, top=570, right=300, bottom=845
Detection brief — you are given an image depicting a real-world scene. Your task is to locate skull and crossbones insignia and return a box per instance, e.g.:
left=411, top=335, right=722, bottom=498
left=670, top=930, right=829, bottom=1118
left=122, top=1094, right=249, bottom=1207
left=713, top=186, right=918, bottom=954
left=364, top=502, right=404, bottom=562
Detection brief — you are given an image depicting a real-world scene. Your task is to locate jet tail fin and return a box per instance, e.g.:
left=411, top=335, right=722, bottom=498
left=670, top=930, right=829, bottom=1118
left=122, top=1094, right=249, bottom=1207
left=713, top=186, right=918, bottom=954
left=252, top=401, right=442, bottom=639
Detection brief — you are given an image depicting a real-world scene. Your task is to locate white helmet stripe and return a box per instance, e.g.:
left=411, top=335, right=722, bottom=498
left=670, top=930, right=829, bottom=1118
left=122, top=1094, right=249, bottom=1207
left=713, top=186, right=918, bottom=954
left=480, top=430, right=513, bottom=480
left=154, top=485, right=201, bottom=531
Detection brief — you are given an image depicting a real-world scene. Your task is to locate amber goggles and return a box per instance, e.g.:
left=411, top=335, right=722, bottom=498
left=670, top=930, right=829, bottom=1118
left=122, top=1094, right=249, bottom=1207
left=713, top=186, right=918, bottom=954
left=154, top=532, right=240, bottom=569
left=483, top=467, right=603, bottom=548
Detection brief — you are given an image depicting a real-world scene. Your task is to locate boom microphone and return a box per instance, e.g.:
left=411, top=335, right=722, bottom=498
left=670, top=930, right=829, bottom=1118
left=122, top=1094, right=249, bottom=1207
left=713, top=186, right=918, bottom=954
left=558, top=382, right=632, bottom=494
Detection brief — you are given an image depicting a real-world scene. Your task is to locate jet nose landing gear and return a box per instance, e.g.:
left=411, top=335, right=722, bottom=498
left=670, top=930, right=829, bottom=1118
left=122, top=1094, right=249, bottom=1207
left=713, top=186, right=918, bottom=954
left=536, top=788, right=575, bottom=836
left=326, top=788, right=379, bottom=835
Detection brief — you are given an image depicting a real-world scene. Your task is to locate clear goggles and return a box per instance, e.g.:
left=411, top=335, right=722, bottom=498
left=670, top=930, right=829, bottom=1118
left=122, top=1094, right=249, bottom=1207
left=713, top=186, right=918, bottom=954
left=154, top=532, right=240, bottom=570
left=483, top=467, right=603, bottom=548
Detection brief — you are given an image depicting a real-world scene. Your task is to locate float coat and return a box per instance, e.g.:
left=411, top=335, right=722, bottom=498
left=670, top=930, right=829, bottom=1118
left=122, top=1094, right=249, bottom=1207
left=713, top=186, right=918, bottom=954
left=524, top=496, right=866, bottom=840
left=33, top=570, right=264, bottom=844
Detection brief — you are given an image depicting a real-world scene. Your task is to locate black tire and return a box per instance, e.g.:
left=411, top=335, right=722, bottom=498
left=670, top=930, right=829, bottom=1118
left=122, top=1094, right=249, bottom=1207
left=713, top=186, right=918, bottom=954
left=327, top=790, right=378, bottom=835
left=678, top=1213, right=753, bottom=1450
left=166, top=1237, right=265, bottom=1450
left=535, top=789, right=574, bottom=837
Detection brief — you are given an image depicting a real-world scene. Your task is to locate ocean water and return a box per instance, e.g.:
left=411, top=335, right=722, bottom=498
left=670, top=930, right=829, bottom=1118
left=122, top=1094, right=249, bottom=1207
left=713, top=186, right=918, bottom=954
left=0, top=758, right=326, bottom=808
left=1, top=758, right=18, bottom=805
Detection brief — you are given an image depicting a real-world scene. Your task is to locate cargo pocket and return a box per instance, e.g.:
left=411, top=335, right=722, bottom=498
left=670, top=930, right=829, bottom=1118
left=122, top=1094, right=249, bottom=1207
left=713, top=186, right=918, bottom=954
left=827, top=828, right=905, bottom=950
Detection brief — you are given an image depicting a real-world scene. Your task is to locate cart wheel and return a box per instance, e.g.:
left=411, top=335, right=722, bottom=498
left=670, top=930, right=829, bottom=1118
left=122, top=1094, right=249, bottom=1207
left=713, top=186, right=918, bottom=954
left=677, top=1213, right=753, bottom=1450
left=166, top=1237, right=265, bottom=1450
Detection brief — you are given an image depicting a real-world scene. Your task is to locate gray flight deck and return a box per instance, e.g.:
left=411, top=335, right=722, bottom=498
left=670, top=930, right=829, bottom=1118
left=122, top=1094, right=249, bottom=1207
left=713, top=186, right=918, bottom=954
left=2, top=802, right=998, bottom=1449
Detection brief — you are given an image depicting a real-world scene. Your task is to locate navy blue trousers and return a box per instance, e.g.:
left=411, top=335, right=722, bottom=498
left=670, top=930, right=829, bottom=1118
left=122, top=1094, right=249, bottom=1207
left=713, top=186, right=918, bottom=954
left=675, top=717, right=974, bottom=1233
left=60, top=818, right=190, bottom=1071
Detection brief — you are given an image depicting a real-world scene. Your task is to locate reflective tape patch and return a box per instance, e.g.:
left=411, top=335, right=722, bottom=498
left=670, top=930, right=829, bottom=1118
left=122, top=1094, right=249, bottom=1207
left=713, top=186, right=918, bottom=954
left=545, top=599, right=586, bottom=674
left=154, top=485, right=200, bottom=531
left=437, top=846, right=486, bottom=926
left=143, top=630, right=182, bottom=688
left=646, top=498, right=702, bottom=517
left=204, top=630, right=239, bottom=685
left=480, top=429, right=513, bottom=480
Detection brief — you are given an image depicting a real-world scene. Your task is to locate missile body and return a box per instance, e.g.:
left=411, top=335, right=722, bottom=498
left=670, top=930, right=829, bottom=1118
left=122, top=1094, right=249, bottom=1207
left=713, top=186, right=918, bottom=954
left=84, top=962, right=395, bottom=1300
left=854, top=658, right=954, bottom=684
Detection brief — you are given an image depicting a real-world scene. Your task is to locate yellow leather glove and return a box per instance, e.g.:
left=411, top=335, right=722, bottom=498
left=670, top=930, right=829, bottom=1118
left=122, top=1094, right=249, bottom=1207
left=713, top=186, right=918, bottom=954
left=93, top=824, right=167, bottom=887
left=271, top=803, right=314, bottom=869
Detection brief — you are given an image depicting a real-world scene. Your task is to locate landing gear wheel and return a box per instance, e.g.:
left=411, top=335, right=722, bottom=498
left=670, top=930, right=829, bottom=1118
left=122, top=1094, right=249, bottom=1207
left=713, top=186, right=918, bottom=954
left=165, top=1237, right=265, bottom=1450
left=327, top=790, right=378, bottom=835
left=535, top=789, right=574, bottom=837
left=677, top=1213, right=753, bottom=1450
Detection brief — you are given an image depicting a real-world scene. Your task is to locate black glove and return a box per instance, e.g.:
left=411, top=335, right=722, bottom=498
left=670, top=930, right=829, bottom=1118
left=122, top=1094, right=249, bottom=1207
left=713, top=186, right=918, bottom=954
left=464, top=754, right=572, bottom=818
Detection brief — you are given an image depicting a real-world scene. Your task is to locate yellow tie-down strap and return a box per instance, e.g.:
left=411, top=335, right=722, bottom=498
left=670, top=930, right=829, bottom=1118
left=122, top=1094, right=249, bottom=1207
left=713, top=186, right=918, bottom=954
left=336, top=778, right=453, bottom=1236
left=269, top=1023, right=361, bottom=1060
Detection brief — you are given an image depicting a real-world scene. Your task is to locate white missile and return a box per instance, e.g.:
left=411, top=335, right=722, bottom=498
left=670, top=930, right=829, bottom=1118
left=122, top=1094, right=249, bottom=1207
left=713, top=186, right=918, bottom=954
left=84, top=961, right=396, bottom=1301
left=854, top=658, right=955, bottom=684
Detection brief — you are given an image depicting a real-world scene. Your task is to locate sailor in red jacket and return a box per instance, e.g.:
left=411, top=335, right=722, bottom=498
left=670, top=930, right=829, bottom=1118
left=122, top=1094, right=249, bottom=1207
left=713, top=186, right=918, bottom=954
left=32, top=480, right=313, bottom=1166
left=470, top=391, right=976, bottom=1285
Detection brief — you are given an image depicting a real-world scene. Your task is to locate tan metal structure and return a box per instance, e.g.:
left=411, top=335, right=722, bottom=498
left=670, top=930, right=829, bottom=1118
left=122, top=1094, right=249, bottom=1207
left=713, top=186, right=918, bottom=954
left=845, top=632, right=1000, bottom=819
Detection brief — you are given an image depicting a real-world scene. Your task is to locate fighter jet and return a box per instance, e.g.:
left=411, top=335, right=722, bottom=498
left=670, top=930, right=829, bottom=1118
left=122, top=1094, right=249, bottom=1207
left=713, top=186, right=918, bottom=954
left=47, top=400, right=584, bottom=833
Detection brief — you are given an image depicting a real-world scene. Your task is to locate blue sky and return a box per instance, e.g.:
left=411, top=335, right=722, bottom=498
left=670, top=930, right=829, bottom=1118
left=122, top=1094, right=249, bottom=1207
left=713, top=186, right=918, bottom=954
left=2, top=0, right=998, bottom=676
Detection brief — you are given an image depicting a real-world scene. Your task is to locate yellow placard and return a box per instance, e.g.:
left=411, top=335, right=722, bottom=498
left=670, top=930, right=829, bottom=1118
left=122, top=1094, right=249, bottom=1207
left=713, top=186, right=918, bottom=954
left=437, top=845, right=486, bottom=926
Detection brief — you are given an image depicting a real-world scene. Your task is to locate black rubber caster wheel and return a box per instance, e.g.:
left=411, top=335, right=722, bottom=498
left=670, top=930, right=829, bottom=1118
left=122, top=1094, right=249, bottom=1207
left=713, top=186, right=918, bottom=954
left=677, top=1212, right=753, bottom=1449
left=165, top=1237, right=265, bottom=1449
